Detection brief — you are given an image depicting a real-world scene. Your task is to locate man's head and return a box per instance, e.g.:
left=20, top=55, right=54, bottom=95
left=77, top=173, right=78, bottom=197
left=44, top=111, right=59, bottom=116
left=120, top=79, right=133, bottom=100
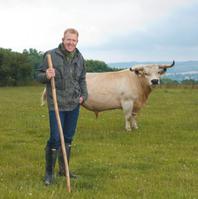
left=62, top=28, right=79, bottom=52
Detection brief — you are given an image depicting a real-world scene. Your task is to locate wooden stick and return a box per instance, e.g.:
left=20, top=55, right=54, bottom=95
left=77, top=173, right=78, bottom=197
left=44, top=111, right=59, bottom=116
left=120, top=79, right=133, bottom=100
left=47, top=53, right=71, bottom=192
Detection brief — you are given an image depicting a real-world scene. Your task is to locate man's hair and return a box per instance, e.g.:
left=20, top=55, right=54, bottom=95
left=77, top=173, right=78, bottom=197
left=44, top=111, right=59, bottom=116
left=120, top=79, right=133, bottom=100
left=63, top=28, right=79, bottom=37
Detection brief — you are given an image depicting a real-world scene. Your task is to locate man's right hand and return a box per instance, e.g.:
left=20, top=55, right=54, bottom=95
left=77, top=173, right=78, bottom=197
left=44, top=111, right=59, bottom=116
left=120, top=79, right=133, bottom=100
left=46, top=68, right=55, bottom=79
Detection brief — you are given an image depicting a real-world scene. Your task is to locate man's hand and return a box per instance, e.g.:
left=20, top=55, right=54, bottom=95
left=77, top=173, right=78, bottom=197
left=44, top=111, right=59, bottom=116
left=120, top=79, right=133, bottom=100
left=79, top=96, right=84, bottom=104
left=46, top=68, right=55, bottom=80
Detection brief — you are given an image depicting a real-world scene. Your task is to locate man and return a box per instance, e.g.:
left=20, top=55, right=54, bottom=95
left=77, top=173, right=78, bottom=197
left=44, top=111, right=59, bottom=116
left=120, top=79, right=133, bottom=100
left=37, top=28, right=88, bottom=185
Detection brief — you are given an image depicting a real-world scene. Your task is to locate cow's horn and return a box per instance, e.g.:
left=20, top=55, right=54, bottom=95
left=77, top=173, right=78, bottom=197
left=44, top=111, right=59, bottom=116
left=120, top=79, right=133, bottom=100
left=159, top=60, right=175, bottom=69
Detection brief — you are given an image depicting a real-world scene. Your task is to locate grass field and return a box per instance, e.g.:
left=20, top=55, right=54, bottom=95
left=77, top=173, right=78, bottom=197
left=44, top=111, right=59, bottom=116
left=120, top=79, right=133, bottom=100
left=0, top=86, right=198, bottom=199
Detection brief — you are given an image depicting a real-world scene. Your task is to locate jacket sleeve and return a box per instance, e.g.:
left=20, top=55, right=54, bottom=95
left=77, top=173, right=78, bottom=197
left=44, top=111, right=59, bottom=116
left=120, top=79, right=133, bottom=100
left=36, top=53, right=50, bottom=84
left=79, top=59, right=88, bottom=102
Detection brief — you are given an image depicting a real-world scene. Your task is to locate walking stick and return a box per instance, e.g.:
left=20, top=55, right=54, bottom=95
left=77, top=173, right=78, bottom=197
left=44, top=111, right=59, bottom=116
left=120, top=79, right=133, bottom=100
left=47, top=53, right=71, bottom=192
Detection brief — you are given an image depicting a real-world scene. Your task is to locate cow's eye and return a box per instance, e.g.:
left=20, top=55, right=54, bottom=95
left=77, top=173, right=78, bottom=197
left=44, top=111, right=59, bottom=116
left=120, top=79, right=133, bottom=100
left=144, top=72, right=149, bottom=76
left=158, top=71, right=164, bottom=75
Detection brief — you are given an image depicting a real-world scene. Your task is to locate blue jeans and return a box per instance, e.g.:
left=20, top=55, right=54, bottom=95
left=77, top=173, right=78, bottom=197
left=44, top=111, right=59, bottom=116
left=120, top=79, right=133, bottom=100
left=47, top=105, right=80, bottom=149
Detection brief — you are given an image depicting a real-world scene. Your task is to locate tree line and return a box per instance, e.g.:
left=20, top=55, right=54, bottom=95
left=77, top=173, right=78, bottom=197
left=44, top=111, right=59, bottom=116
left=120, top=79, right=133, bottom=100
left=0, top=48, right=115, bottom=86
left=160, top=78, right=198, bottom=85
left=0, top=47, right=198, bottom=86
left=0, top=48, right=42, bottom=86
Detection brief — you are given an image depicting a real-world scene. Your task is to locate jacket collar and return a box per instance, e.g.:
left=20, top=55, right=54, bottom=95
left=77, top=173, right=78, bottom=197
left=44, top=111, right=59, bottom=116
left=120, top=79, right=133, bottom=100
left=55, top=44, right=80, bottom=64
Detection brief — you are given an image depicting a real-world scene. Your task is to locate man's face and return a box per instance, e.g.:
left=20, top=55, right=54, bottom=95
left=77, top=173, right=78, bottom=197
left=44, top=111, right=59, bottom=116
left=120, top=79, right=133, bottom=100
left=62, top=32, right=78, bottom=52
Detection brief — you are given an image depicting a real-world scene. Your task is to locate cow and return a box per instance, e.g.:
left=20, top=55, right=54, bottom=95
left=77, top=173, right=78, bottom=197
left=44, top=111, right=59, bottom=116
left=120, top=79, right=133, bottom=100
left=41, top=61, right=174, bottom=131
left=82, top=61, right=175, bottom=131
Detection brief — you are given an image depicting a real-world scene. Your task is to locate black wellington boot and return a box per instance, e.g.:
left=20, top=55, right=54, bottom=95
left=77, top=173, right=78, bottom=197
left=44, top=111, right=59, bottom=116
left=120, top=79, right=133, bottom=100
left=58, top=143, right=77, bottom=179
left=44, top=146, right=58, bottom=185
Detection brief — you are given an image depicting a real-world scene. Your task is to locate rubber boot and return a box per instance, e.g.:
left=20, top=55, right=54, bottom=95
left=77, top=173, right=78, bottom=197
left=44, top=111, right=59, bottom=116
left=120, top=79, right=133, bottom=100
left=58, top=143, right=77, bottom=178
left=44, top=146, right=58, bottom=185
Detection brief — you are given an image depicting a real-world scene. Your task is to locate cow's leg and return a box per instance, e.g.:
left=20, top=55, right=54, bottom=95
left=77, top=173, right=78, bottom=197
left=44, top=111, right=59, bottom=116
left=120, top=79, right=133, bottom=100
left=131, top=112, right=138, bottom=129
left=121, top=100, right=133, bottom=131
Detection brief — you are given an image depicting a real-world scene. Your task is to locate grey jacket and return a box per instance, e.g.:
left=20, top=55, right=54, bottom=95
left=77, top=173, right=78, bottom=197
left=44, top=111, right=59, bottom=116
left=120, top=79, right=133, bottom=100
left=36, top=45, right=88, bottom=111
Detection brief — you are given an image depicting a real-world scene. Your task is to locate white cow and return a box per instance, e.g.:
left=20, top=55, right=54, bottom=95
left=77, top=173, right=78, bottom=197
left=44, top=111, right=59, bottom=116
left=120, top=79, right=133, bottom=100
left=41, top=61, right=174, bottom=131
left=82, top=61, right=175, bottom=131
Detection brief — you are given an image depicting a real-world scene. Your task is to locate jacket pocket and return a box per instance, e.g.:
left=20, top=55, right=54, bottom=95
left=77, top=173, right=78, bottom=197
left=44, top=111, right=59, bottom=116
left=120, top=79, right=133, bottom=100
left=72, top=63, right=83, bottom=81
left=55, top=66, right=64, bottom=90
left=55, top=78, right=64, bottom=90
left=72, top=81, right=81, bottom=98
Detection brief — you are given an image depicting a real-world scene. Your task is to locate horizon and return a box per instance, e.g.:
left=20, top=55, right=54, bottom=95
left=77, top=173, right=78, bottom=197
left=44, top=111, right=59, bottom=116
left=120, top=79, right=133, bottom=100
left=107, top=60, right=198, bottom=64
left=1, top=46, right=198, bottom=65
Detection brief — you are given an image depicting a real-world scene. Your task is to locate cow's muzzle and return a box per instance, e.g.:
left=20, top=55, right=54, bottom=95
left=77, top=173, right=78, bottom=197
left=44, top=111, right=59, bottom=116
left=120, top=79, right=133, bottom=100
left=151, top=79, right=159, bottom=85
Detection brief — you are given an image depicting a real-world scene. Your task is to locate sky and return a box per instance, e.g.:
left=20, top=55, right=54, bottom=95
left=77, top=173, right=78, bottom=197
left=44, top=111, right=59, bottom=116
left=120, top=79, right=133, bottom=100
left=0, top=0, right=198, bottom=63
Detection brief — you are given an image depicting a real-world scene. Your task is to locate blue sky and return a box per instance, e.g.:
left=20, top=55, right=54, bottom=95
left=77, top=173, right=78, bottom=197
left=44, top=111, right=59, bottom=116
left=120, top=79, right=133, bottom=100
left=0, top=0, right=197, bottom=62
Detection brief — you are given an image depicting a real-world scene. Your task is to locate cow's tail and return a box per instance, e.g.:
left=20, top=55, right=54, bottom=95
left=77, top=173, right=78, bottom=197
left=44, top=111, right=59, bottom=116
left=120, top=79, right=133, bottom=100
left=41, top=88, right=47, bottom=106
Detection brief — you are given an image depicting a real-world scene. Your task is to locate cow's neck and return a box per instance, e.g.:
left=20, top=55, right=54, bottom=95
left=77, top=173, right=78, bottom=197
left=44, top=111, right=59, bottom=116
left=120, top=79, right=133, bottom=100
left=139, top=77, right=152, bottom=101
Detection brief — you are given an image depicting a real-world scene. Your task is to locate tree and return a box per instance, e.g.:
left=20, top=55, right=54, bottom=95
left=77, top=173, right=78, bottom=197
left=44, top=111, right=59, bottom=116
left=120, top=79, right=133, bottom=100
left=181, top=79, right=198, bottom=85
left=85, top=59, right=113, bottom=72
left=23, top=48, right=43, bottom=79
left=161, top=78, right=179, bottom=85
left=0, top=48, right=33, bottom=86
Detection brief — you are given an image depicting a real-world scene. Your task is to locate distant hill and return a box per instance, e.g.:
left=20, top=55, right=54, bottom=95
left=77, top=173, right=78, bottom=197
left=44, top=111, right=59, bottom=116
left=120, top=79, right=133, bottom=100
left=108, top=61, right=198, bottom=72
left=108, top=61, right=198, bottom=81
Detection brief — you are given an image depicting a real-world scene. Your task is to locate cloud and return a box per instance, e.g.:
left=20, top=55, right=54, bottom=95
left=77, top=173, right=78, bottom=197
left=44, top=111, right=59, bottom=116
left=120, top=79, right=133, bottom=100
left=0, top=0, right=197, bottom=62
left=82, top=1, right=198, bottom=62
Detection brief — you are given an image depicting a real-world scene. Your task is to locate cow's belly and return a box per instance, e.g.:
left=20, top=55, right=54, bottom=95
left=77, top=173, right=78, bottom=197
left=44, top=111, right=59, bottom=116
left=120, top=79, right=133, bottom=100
left=83, top=94, right=121, bottom=112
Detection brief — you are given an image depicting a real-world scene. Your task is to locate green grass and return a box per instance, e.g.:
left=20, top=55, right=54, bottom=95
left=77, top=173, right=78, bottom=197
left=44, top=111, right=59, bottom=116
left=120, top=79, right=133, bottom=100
left=0, top=86, right=198, bottom=199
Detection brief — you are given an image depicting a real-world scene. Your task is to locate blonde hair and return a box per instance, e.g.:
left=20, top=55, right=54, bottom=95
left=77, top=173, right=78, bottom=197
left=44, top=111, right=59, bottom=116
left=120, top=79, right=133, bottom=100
left=63, top=28, right=79, bottom=37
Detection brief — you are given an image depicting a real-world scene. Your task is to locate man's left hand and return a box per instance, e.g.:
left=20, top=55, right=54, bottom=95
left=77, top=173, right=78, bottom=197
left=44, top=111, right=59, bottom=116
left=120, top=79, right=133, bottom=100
left=79, top=96, right=84, bottom=104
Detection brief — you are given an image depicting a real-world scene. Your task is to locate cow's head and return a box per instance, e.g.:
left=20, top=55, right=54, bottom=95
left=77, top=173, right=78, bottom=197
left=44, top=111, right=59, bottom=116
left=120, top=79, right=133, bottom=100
left=130, top=61, right=175, bottom=85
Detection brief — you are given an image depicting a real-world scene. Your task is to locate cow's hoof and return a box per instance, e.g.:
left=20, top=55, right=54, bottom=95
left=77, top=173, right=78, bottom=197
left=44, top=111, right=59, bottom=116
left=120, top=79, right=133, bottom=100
left=125, top=127, right=132, bottom=131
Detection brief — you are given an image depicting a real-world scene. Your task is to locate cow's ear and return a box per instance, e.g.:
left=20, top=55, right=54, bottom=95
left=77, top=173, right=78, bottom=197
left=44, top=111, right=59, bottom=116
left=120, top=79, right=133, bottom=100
left=130, top=68, right=143, bottom=76
left=129, top=67, right=134, bottom=72
left=130, top=68, right=141, bottom=75
left=134, top=70, right=141, bottom=75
